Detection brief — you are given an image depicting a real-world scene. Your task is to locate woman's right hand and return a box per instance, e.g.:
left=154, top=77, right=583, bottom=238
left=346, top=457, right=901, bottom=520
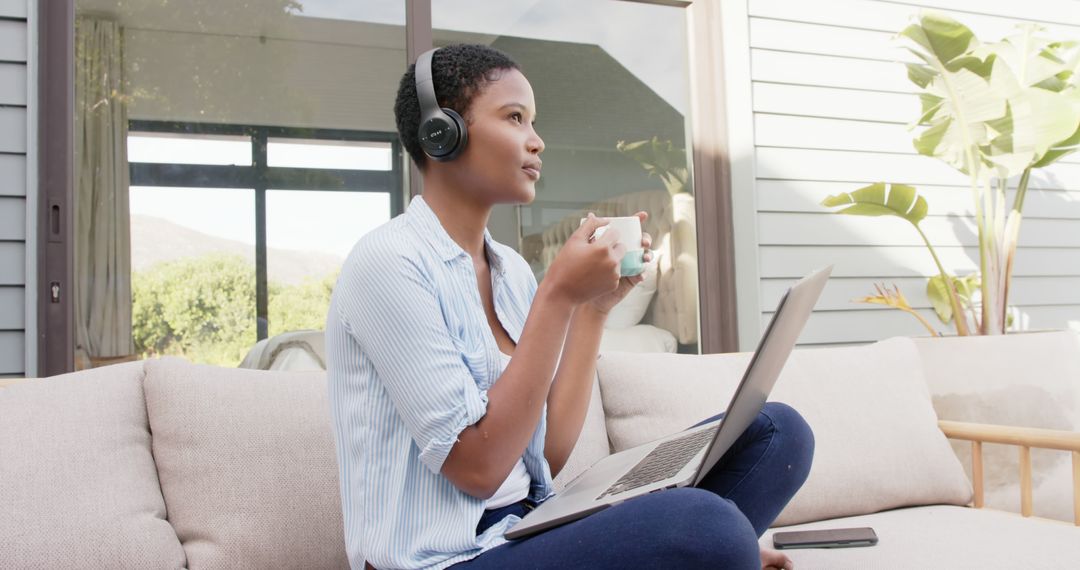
left=542, top=213, right=626, bottom=305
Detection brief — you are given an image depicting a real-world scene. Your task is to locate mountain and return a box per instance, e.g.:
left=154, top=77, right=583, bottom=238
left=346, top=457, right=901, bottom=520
left=130, top=215, right=344, bottom=286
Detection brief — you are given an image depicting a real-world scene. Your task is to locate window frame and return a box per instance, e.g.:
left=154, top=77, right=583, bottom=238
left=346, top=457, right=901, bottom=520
left=127, top=120, right=404, bottom=342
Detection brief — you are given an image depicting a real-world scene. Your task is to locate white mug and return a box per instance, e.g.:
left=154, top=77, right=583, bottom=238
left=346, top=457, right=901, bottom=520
left=580, top=215, right=645, bottom=277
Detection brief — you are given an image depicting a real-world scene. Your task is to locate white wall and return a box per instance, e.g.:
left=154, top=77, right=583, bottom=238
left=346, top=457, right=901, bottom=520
left=732, top=0, right=1080, bottom=347
left=0, top=0, right=29, bottom=377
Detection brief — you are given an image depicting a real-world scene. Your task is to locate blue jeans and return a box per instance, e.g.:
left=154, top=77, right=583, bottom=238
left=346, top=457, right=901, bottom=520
left=451, top=402, right=814, bottom=570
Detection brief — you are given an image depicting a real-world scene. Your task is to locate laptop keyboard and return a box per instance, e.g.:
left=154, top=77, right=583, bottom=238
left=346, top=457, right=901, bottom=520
left=596, top=428, right=716, bottom=500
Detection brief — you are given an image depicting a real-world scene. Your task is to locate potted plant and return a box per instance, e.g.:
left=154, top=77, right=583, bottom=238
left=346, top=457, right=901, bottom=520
left=616, top=136, right=691, bottom=196
left=822, top=11, right=1080, bottom=336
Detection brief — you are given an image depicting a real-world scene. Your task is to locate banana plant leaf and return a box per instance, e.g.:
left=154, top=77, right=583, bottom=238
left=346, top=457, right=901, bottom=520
left=927, top=273, right=980, bottom=324
left=901, top=12, right=1080, bottom=178
left=820, top=182, right=928, bottom=226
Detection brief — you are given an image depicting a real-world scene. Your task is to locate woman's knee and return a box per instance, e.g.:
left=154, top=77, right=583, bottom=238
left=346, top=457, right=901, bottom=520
left=762, top=402, right=815, bottom=476
left=638, top=489, right=760, bottom=567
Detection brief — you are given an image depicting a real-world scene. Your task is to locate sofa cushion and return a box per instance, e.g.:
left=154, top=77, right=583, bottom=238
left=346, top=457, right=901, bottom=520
left=760, top=505, right=1080, bottom=569
left=551, top=373, right=611, bottom=492
left=0, top=361, right=187, bottom=568
left=143, top=358, right=348, bottom=569
left=596, top=337, right=973, bottom=526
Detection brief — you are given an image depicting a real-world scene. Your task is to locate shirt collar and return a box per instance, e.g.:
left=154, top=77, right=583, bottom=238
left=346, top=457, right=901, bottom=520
left=406, top=195, right=507, bottom=275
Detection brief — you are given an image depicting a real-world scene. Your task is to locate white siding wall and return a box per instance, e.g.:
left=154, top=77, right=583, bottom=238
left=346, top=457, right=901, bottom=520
left=738, top=0, right=1080, bottom=347
left=0, top=0, right=28, bottom=376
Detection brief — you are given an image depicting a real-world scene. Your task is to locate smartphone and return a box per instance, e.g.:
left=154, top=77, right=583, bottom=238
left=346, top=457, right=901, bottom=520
left=772, top=527, right=878, bottom=549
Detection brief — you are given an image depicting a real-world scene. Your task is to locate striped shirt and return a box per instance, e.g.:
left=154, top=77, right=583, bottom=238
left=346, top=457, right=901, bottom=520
left=326, top=195, right=555, bottom=570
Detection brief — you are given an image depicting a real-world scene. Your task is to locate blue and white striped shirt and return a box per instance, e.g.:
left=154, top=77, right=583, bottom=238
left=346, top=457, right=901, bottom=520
left=326, top=195, right=555, bottom=570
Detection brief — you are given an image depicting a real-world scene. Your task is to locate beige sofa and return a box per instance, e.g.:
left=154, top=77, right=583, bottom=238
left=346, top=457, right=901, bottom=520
left=2, top=335, right=1079, bottom=568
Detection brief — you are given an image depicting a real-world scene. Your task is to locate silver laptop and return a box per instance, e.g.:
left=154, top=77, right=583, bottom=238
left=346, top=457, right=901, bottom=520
left=505, top=266, right=832, bottom=540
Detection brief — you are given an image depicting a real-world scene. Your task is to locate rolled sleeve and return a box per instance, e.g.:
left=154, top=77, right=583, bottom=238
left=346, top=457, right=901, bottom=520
left=418, top=385, right=489, bottom=474
left=337, top=241, right=490, bottom=475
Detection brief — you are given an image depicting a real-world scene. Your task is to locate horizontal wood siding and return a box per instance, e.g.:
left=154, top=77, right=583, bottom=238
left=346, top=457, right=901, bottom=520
left=747, top=0, right=1080, bottom=344
left=0, top=154, right=25, bottom=196
left=0, top=62, right=26, bottom=105
left=0, top=331, right=23, bottom=374
left=0, top=286, right=23, bottom=328
left=0, top=106, right=26, bottom=152
left=1, top=0, right=27, bottom=376
left=0, top=0, right=25, bottom=19
left=0, top=196, right=25, bottom=239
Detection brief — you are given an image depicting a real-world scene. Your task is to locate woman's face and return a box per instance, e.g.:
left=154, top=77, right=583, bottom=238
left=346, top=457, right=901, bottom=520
left=450, top=68, right=545, bottom=205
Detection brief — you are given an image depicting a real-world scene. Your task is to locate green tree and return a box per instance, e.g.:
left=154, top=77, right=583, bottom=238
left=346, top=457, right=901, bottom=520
left=268, top=270, right=339, bottom=337
left=132, top=254, right=257, bottom=366
left=133, top=253, right=340, bottom=367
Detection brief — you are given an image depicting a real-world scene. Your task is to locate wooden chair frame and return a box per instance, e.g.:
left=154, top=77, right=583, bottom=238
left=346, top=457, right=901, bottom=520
left=939, top=420, right=1080, bottom=526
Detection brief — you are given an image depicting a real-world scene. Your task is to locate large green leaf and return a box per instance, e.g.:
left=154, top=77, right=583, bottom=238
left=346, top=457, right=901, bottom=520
left=980, top=54, right=1080, bottom=175
left=980, top=25, right=1071, bottom=90
left=901, top=13, right=1080, bottom=179
left=899, top=12, right=975, bottom=66
left=907, top=63, right=937, bottom=89
left=916, top=93, right=945, bottom=125
left=900, top=14, right=1006, bottom=174
left=927, top=273, right=980, bottom=324
left=927, top=274, right=954, bottom=323
left=1032, top=121, right=1080, bottom=167
left=821, top=183, right=929, bottom=225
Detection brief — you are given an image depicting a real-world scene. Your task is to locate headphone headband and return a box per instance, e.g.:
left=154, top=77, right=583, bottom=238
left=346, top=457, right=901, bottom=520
left=415, top=49, right=440, bottom=120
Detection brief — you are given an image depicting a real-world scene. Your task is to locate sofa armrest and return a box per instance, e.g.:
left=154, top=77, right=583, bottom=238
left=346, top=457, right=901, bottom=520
left=0, top=378, right=32, bottom=389
left=938, top=420, right=1080, bottom=526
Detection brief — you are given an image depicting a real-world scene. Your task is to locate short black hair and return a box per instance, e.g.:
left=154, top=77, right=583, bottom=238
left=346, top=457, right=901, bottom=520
left=394, top=44, right=520, bottom=170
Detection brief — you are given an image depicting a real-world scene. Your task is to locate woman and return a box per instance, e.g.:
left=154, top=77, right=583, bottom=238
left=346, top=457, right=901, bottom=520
left=326, top=44, right=813, bottom=570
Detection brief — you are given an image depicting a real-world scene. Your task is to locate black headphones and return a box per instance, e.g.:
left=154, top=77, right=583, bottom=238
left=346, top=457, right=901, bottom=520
left=415, top=48, right=468, bottom=161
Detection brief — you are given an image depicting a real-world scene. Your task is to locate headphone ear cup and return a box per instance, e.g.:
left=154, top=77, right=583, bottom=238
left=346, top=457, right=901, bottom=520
left=437, top=108, right=468, bottom=161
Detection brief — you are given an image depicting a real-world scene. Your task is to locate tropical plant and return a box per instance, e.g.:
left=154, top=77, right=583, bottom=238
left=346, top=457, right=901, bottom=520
left=616, top=136, right=691, bottom=195
left=822, top=11, right=1080, bottom=335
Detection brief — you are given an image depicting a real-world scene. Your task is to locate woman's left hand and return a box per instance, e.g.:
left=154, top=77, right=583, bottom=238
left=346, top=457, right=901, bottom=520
left=588, top=211, right=652, bottom=315
left=760, top=546, right=794, bottom=570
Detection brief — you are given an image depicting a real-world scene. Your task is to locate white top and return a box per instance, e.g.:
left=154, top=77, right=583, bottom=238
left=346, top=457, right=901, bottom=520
left=484, top=351, right=533, bottom=509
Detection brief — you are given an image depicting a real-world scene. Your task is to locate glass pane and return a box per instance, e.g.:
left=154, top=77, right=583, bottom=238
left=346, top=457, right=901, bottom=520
left=79, top=1, right=406, bottom=129
left=267, top=139, right=392, bottom=170
left=75, top=0, right=406, bottom=365
left=129, top=187, right=257, bottom=366
left=266, top=190, right=391, bottom=337
left=433, top=0, right=700, bottom=353
left=128, top=133, right=251, bottom=166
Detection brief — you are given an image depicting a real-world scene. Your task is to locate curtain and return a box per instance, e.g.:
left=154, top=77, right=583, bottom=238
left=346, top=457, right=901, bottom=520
left=74, top=17, right=134, bottom=359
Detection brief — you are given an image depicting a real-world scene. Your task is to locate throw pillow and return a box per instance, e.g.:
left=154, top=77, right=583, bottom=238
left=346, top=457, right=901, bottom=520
left=600, top=324, right=677, bottom=354
left=142, top=358, right=349, bottom=569
left=0, top=361, right=187, bottom=568
left=603, top=260, right=658, bottom=329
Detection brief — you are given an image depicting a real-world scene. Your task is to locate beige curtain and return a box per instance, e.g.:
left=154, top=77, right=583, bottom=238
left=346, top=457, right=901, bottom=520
left=74, top=17, right=134, bottom=359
